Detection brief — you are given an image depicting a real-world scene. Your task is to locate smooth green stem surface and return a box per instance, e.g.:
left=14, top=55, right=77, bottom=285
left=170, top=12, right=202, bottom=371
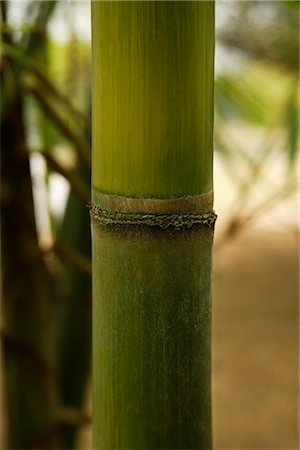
left=93, top=223, right=213, bottom=449
left=92, top=1, right=214, bottom=198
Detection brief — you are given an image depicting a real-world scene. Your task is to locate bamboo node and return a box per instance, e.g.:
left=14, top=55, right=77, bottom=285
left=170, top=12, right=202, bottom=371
left=89, top=203, right=217, bottom=230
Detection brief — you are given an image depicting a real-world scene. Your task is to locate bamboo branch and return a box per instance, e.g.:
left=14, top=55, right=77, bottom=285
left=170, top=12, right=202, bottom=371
left=39, top=150, right=90, bottom=204
left=54, top=242, right=91, bottom=276
left=1, top=41, right=90, bottom=133
left=1, top=330, right=57, bottom=384
left=216, top=178, right=298, bottom=246
left=25, top=82, right=90, bottom=166
left=56, top=408, right=91, bottom=426
left=22, top=1, right=57, bottom=57
left=243, top=178, right=298, bottom=224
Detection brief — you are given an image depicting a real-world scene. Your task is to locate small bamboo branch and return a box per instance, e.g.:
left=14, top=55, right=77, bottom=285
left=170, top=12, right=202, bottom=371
left=53, top=242, right=91, bottom=276
left=56, top=408, right=91, bottom=426
left=25, top=82, right=90, bottom=166
left=1, top=330, right=57, bottom=384
left=40, top=150, right=90, bottom=204
left=1, top=41, right=90, bottom=133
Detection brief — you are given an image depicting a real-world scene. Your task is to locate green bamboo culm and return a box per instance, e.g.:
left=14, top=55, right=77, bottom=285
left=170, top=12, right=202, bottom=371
left=91, top=2, right=215, bottom=449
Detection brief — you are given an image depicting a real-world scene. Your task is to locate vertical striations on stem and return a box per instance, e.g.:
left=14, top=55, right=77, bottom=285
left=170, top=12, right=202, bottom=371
left=92, top=1, right=214, bottom=198
left=91, top=2, right=215, bottom=448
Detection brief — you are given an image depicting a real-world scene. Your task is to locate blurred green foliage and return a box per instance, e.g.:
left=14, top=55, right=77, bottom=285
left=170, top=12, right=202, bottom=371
left=1, top=2, right=91, bottom=449
left=216, top=0, right=299, bottom=164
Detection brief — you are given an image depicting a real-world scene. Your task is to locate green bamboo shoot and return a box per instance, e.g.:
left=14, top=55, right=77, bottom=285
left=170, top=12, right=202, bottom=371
left=91, top=2, right=215, bottom=448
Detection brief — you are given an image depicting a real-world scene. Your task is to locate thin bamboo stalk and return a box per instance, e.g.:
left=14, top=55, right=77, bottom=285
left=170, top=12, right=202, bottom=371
left=92, top=2, right=215, bottom=448
left=56, top=172, right=92, bottom=449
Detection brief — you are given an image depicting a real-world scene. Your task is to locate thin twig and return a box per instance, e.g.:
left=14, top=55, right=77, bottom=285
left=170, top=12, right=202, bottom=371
left=40, top=150, right=90, bottom=204
left=1, top=42, right=90, bottom=133
left=53, top=242, right=92, bottom=275
left=25, top=82, right=91, bottom=166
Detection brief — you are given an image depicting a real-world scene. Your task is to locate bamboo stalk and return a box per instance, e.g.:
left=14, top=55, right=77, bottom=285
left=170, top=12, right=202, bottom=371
left=55, top=163, right=92, bottom=449
left=0, top=91, right=60, bottom=450
left=92, top=2, right=215, bottom=448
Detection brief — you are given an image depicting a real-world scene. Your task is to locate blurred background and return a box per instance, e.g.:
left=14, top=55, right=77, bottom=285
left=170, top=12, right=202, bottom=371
left=0, top=1, right=298, bottom=449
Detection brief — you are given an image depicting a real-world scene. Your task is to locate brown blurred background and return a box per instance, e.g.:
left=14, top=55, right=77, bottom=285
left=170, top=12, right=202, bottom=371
left=1, top=1, right=299, bottom=449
